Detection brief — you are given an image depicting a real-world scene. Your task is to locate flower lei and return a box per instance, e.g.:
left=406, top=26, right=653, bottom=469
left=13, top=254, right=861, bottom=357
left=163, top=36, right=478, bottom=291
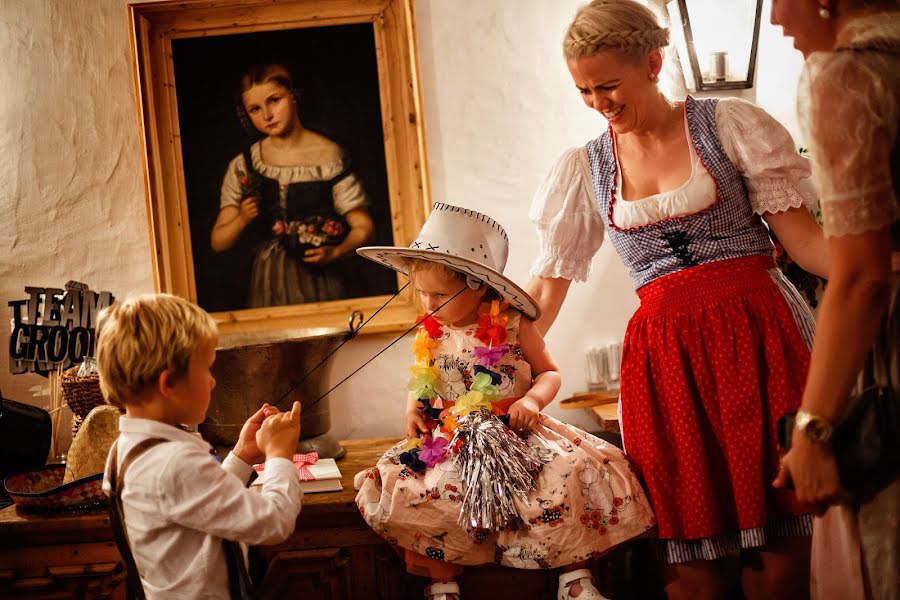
left=399, top=300, right=512, bottom=473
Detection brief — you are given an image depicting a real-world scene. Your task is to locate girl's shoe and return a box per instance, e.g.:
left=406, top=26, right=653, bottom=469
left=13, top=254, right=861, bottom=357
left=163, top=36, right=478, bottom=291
left=558, top=568, right=610, bottom=600
left=425, top=581, right=460, bottom=600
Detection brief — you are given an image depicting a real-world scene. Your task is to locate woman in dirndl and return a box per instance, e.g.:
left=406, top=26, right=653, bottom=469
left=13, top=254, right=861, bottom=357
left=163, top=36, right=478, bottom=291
left=527, top=1, right=830, bottom=598
left=771, top=1, right=899, bottom=598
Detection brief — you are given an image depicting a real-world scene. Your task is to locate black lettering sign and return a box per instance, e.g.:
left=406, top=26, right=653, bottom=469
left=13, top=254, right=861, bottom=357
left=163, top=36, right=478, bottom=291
left=7, top=282, right=114, bottom=375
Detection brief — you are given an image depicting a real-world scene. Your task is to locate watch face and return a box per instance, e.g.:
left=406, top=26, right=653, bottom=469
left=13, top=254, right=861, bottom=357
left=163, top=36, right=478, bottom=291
left=806, top=420, right=827, bottom=442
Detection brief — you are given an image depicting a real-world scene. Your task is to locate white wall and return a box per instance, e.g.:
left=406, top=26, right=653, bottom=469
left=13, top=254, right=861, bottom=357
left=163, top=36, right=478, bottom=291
left=1, top=0, right=155, bottom=439
left=1, top=0, right=806, bottom=448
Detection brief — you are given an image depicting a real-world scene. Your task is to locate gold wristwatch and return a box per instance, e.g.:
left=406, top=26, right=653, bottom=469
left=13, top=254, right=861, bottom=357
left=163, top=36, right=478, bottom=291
left=795, top=409, right=834, bottom=444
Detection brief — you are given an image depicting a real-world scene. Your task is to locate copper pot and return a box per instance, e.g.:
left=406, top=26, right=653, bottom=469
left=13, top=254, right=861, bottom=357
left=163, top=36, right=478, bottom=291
left=200, top=326, right=350, bottom=459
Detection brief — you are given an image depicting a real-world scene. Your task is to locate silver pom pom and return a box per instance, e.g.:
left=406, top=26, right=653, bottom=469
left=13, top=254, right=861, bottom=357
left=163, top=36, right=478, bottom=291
left=449, top=409, right=544, bottom=531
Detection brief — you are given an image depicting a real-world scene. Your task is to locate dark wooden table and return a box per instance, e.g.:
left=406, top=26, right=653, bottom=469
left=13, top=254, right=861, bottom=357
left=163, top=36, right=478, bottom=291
left=0, top=438, right=658, bottom=599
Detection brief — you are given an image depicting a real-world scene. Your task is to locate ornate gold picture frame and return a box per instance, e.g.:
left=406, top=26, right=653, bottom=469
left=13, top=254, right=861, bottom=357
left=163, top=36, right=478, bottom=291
left=129, top=0, right=429, bottom=334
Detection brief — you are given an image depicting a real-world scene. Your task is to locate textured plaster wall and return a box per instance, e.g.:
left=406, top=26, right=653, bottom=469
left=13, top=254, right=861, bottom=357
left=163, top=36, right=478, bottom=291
left=1, top=0, right=155, bottom=451
left=1, top=0, right=805, bottom=450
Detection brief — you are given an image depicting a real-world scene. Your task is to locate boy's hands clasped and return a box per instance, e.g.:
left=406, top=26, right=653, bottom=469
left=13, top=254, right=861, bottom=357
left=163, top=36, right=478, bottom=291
left=233, top=402, right=279, bottom=464
left=234, top=401, right=302, bottom=464
left=256, top=401, right=302, bottom=461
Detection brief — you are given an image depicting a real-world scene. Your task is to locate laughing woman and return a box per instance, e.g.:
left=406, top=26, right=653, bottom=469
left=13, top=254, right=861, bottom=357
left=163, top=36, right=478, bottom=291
left=527, top=1, right=829, bottom=598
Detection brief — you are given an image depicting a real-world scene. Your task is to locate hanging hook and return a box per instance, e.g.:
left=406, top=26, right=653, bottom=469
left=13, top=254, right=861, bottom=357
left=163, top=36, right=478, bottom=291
left=348, top=310, right=364, bottom=335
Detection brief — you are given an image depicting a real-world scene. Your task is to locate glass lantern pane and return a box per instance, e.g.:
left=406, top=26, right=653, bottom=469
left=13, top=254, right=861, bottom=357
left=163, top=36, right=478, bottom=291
left=672, top=0, right=758, bottom=84
left=665, top=1, right=695, bottom=90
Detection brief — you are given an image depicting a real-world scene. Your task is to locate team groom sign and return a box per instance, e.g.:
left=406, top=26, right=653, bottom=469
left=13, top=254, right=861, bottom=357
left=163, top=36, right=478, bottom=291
left=8, top=282, right=114, bottom=374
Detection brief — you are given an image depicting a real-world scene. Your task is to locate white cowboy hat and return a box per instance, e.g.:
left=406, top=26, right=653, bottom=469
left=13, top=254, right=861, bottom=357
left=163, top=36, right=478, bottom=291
left=357, top=202, right=540, bottom=319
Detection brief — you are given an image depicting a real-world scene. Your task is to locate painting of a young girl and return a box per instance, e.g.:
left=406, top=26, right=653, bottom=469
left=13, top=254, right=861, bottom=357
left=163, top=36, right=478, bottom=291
left=212, top=63, right=376, bottom=307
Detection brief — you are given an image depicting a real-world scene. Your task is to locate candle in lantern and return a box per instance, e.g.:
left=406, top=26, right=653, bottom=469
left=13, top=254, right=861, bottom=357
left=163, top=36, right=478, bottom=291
left=711, top=51, right=728, bottom=81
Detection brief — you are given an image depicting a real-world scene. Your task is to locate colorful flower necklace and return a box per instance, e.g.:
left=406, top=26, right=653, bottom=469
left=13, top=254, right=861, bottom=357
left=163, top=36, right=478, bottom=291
left=399, top=299, right=512, bottom=472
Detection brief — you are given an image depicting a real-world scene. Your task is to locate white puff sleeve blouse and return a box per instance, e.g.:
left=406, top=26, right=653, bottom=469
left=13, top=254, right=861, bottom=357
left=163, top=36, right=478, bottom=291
left=529, top=98, right=816, bottom=281
left=219, top=141, right=369, bottom=216
left=798, top=14, right=899, bottom=238
left=528, top=147, right=605, bottom=282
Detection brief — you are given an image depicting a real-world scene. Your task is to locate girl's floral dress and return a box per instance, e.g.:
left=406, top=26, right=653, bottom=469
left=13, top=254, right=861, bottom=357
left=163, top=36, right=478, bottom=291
left=354, top=307, right=655, bottom=569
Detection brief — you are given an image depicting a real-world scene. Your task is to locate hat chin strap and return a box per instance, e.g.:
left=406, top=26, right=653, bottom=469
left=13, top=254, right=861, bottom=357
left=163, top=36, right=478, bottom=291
left=466, top=275, right=483, bottom=290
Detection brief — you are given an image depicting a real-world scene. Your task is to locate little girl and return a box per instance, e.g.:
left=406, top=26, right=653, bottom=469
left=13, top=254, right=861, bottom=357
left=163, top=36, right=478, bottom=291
left=354, top=203, right=655, bottom=600
left=211, top=63, right=375, bottom=307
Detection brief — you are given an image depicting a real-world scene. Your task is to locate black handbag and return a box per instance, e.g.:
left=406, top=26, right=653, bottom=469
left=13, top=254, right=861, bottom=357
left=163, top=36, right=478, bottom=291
left=0, top=391, right=52, bottom=475
left=779, top=386, right=899, bottom=504
left=779, top=309, right=900, bottom=504
left=831, top=383, right=900, bottom=503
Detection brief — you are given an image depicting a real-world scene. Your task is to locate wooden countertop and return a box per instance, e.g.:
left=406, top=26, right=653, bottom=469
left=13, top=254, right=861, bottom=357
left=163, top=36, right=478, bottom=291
left=559, top=390, right=620, bottom=433
left=0, top=437, right=400, bottom=546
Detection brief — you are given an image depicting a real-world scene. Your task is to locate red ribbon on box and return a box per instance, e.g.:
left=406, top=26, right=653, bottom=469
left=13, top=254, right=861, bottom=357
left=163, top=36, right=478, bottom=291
left=253, top=452, right=319, bottom=481
left=292, top=452, right=319, bottom=481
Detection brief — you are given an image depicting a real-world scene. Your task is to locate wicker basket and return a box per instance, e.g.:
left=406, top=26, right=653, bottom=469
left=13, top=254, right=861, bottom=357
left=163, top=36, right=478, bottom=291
left=60, top=366, right=105, bottom=420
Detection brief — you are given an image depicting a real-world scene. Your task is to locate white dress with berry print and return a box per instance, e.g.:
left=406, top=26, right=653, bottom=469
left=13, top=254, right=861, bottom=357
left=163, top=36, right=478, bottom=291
left=354, top=310, right=655, bottom=569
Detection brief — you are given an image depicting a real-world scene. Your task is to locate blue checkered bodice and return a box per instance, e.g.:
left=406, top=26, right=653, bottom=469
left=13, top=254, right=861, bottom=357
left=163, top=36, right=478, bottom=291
left=586, top=96, right=774, bottom=290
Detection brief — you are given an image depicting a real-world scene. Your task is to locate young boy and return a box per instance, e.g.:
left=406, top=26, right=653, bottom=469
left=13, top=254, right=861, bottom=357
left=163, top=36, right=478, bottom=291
left=97, top=294, right=302, bottom=599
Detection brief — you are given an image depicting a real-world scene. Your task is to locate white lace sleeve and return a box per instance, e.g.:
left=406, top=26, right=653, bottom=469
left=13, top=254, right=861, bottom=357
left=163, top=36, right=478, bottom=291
left=799, top=51, right=899, bottom=237
left=716, top=97, right=817, bottom=215
left=332, top=171, right=369, bottom=215
left=529, top=147, right=605, bottom=282
left=219, top=153, right=246, bottom=209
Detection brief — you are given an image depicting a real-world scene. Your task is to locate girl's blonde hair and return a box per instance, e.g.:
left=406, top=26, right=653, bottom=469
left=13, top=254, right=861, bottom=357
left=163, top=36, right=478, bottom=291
left=96, top=294, right=218, bottom=410
left=404, top=258, right=466, bottom=284
left=403, top=258, right=500, bottom=303
left=563, top=0, right=669, bottom=63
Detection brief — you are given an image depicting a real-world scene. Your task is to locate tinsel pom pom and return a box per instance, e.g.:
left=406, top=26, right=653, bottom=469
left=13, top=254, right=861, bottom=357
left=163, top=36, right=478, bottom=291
left=449, top=409, right=542, bottom=531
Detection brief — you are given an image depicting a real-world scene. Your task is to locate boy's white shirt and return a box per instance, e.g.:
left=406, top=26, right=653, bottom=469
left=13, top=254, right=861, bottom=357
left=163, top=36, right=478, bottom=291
left=102, top=416, right=302, bottom=600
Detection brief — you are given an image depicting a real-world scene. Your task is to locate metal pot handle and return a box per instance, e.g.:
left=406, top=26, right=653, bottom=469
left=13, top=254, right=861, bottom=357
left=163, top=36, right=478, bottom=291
left=348, top=310, right=364, bottom=334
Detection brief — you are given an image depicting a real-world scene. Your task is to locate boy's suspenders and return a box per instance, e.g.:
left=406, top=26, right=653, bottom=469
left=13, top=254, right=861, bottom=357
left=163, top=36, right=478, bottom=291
left=107, top=439, right=254, bottom=600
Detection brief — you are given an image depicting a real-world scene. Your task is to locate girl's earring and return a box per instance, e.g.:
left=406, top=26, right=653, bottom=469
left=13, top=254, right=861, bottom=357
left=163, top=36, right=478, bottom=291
left=818, top=4, right=831, bottom=18
left=648, top=72, right=658, bottom=82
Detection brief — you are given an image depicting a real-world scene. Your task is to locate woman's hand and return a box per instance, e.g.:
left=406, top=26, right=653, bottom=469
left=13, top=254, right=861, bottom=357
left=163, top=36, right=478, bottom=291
left=238, top=196, right=259, bottom=224
left=303, top=245, right=343, bottom=265
left=508, top=397, right=541, bottom=431
left=233, top=403, right=279, bottom=465
left=405, top=409, right=428, bottom=440
left=773, top=431, right=849, bottom=514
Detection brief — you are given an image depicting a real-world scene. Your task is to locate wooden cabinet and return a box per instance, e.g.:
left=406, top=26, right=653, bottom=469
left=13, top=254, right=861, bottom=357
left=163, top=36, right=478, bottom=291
left=0, top=509, right=125, bottom=599
left=0, top=438, right=658, bottom=599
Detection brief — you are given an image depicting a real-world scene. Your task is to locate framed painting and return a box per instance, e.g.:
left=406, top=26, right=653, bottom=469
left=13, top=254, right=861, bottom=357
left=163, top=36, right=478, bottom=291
left=128, top=0, right=430, bottom=334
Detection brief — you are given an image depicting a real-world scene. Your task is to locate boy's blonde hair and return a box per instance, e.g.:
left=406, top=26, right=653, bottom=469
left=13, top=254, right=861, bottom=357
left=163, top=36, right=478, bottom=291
left=563, top=0, right=669, bottom=63
left=96, top=294, right=218, bottom=410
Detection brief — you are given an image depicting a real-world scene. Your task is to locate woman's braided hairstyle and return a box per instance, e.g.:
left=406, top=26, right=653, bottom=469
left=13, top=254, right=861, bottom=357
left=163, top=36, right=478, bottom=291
left=563, top=0, right=669, bottom=62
